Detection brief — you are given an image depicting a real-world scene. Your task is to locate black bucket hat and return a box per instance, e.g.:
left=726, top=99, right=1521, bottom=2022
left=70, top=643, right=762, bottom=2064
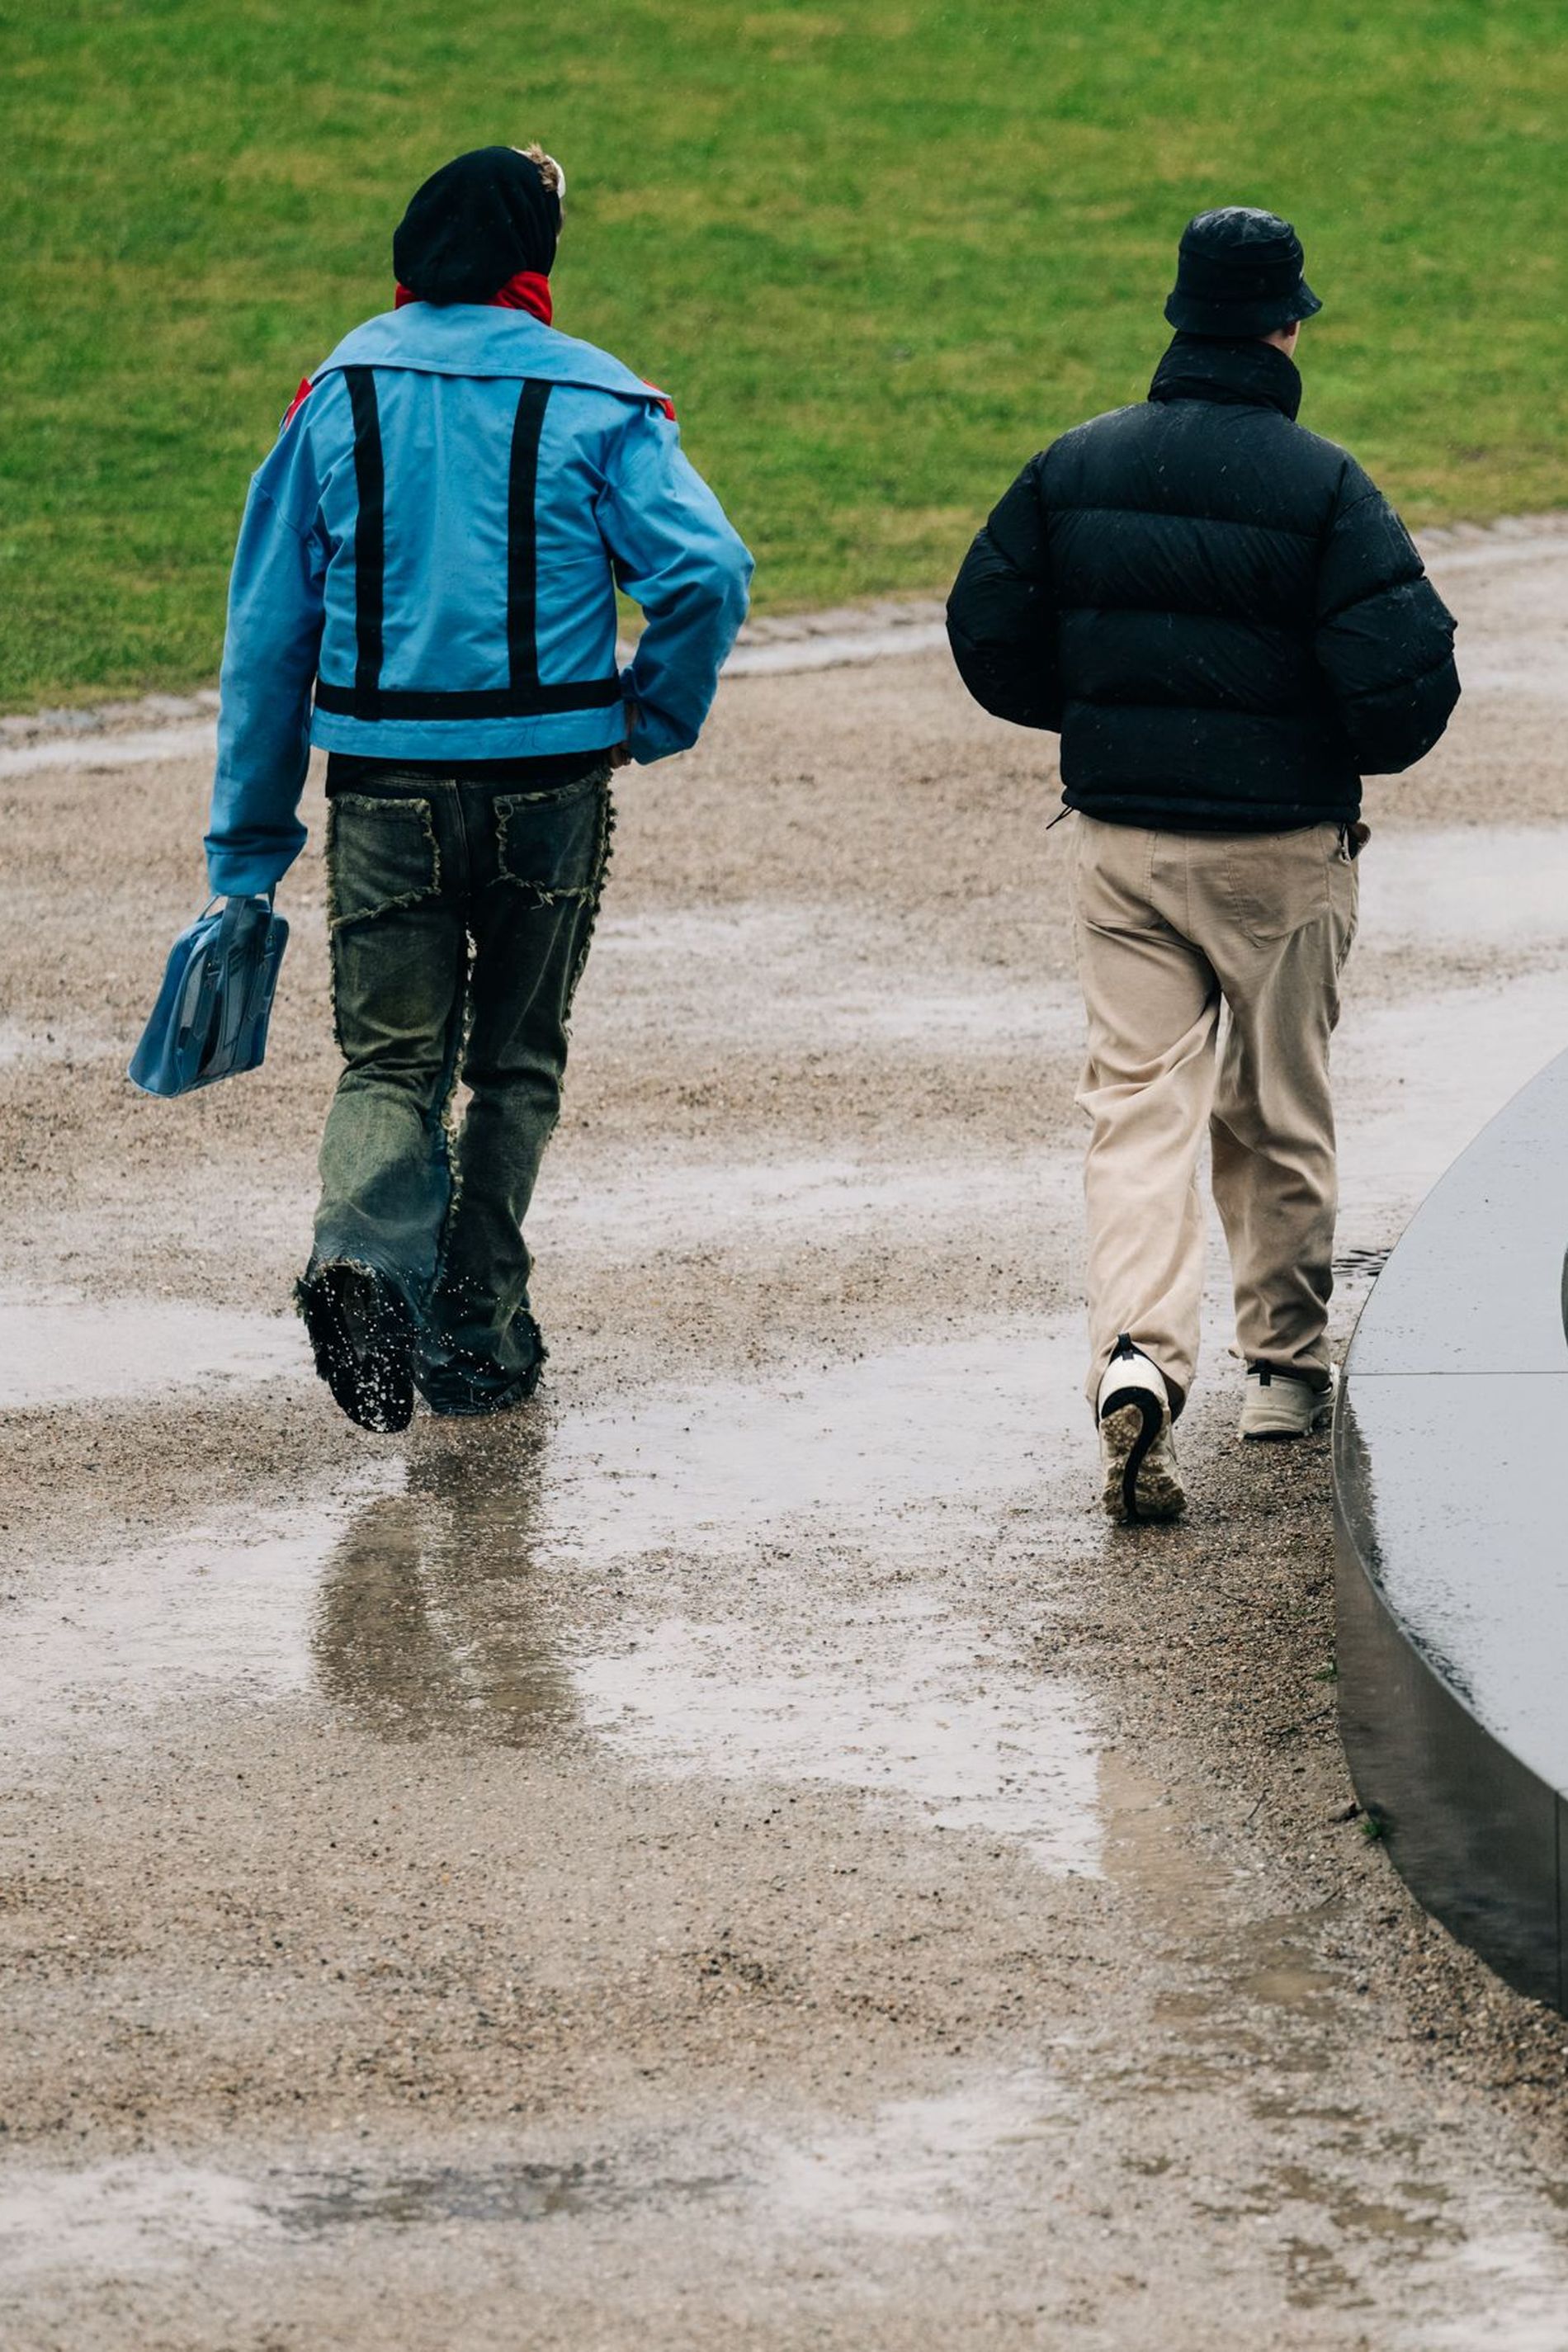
left=1164, top=207, right=1321, bottom=338
left=394, top=146, right=562, bottom=303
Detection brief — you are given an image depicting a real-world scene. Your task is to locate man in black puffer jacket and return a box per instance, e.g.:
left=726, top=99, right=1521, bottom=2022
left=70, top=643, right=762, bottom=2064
left=948, top=207, right=1459, bottom=1525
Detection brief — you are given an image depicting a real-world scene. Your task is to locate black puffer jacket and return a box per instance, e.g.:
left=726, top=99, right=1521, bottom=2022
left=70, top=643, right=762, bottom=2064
left=947, top=335, right=1459, bottom=829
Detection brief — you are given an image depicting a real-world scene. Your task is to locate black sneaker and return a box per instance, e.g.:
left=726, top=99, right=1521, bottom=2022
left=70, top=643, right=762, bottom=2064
left=297, top=1261, right=414, bottom=1433
left=413, top=1317, right=547, bottom=1419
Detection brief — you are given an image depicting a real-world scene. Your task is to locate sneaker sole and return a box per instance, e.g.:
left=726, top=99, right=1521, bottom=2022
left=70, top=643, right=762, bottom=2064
left=300, top=1264, right=414, bottom=1434
left=1099, top=1392, right=1186, bottom=1525
left=423, top=1358, right=545, bottom=1419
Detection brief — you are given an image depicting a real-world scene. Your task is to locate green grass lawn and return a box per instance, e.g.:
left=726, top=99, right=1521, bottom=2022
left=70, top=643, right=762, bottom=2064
left=3, top=0, right=1565, bottom=707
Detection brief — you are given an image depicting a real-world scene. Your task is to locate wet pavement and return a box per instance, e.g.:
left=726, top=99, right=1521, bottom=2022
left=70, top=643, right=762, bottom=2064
left=5, top=527, right=1568, bottom=2347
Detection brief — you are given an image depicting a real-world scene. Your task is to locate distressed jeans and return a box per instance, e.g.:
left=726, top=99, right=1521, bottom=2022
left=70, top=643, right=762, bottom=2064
left=313, top=758, right=614, bottom=1408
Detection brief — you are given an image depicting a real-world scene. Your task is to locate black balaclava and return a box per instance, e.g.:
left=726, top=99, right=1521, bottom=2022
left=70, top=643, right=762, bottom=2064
left=393, top=146, right=561, bottom=304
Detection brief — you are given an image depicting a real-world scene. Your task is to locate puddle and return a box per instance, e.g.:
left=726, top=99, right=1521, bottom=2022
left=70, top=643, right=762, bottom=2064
left=576, top=1605, right=1100, bottom=1873
left=1358, top=827, right=1568, bottom=947
left=0, top=1019, right=120, bottom=1067
left=725, top=620, right=949, bottom=675
left=0, top=2079, right=1060, bottom=2280
left=542, top=1331, right=1100, bottom=1868
left=1425, top=527, right=1568, bottom=578
left=1418, top=2222, right=1568, bottom=2348
left=280, top=2156, right=735, bottom=2232
left=0, top=1471, right=401, bottom=1761
left=767, top=2073, right=1068, bottom=2240
left=0, top=2160, right=277, bottom=2276
left=1101, top=1755, right=1353, bottom=2088
left=5, top=1324, right=1103, bottom=1831
left=312, top=1451, right=574, bottom=1743
left=307, top=1328, right=1105, bottom=1869
left=1452, top=663, right=1568, bottom=704
left=0, top=2147, right=735, bottom=2279
left=533, top=1150, right=1075, bottom=1260
left=542, top=1323, right=1093, bottom=1562
left=1339, top=969, right=1568, bottom=1223
left=0, top=1288, right=305, bottom=1410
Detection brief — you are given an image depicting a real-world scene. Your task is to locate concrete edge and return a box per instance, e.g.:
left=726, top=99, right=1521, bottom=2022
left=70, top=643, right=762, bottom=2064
left=1332, top=1057, right=1568, bottom=2014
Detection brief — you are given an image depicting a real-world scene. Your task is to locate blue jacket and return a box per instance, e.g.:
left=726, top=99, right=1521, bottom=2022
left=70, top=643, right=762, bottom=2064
left=206, top=305, right=753, bottom=896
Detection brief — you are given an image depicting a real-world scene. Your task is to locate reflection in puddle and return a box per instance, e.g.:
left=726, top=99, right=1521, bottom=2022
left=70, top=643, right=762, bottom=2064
left=313, top=1442, right=573, bottom=1743
left=311, top=1331, right=1104, bottom=1868
left=281, top=2156, right=735, bottom=2231
left=5, top=1326, right=1101, bottom=1820
left=576, top=1607, right=1100, bottom=1873
left=0, top=1288, right=305, bottom=1410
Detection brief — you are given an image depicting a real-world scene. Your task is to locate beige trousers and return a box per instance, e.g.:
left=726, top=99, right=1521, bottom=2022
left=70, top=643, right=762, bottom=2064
left=1071, top=815, right=1359, bottom=1408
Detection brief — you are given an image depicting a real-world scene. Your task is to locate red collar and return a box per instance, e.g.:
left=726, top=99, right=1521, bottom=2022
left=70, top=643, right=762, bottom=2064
left=394, top=270, right=553, bottom=325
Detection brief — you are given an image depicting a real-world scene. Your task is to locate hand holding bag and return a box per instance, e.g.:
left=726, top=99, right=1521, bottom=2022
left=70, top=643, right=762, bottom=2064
left=127, top=895, right=290, bottom=1098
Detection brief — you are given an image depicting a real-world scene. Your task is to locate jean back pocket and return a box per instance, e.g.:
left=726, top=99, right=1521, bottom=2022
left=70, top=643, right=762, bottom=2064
left=328, top=794, right=442, bottom=928
left=494, top=772, right=609, bottom=903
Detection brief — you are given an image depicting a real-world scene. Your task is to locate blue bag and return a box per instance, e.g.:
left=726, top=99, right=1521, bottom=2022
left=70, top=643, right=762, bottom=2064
left=128, top=895, right=290, bottom=1098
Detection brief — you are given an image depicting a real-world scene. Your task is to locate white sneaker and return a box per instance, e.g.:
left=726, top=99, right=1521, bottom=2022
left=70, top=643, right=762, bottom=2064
left=1239, top=1363, right=1335, bottom=1441
left=1096, top=1335, right=1186, bottom=1525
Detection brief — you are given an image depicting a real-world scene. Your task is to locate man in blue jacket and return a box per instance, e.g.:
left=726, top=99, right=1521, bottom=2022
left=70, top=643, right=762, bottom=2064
left=207, top=144, right=753, bottom=1431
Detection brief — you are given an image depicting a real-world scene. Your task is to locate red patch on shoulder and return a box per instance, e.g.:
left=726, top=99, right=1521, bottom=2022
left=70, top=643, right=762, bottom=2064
left=641, top=379, right=677, bottom=423
left=281, top=377, right=314, bottom=430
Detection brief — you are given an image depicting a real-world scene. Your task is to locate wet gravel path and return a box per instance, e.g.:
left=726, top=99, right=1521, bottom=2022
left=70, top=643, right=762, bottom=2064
left=4, top=527, right=1568, bottom=2347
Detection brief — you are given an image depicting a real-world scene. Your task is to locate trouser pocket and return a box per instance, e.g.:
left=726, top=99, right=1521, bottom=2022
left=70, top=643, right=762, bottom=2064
left=1221, top=824, right=1337, bottom=947
left=326, top=792, right=442, bottom=928
left=493, top=766, right=612, bottom=904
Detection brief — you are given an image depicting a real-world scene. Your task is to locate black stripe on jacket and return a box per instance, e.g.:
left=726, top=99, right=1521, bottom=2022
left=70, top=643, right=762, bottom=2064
left=316, top=371, right=620, bottom=724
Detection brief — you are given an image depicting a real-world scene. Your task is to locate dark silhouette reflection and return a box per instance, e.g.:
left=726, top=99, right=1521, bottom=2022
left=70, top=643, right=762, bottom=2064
left=312, top=1422, right=575, bottom=1744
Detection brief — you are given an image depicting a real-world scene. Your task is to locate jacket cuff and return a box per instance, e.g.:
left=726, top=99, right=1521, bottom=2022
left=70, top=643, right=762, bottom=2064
left=205, top=842, right=296, bottom=900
